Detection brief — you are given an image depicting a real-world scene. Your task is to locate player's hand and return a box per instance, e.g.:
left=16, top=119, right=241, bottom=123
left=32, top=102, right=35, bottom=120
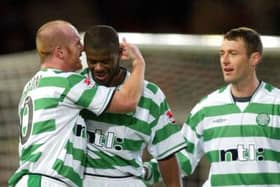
left=120, top=38, right=145, bottom=68
left=141, top=159, right=162, bottom=185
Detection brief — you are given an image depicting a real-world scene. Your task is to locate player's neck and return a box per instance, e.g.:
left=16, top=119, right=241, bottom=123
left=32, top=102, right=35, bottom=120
left=231, top=78, right=260, bottom=98
left=41, top=59, right=72, bottom=72
left=108, top=67, right=127, bottom=86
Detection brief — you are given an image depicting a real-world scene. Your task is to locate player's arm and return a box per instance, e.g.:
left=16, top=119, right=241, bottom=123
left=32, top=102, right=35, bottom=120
left=107, top=38, right=145, bottom=113
left=158, top=154, right=182, bottom=187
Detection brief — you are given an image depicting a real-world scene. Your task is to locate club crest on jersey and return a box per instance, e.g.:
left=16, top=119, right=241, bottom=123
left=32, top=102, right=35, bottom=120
left=256, top=113, right=270, bottom=126
left=166, top=110, right=176, bottom=124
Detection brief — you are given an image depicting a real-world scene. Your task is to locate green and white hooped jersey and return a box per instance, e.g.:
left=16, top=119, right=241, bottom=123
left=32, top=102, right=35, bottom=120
left=8, top=68, right=115, bottom=187
left=81, top=77, right=186, bottom=178
left=178, top=82, right=280, bottom=187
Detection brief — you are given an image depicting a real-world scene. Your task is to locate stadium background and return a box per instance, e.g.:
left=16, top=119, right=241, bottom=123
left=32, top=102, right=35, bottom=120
left=1, top=1, right=280, bottom=187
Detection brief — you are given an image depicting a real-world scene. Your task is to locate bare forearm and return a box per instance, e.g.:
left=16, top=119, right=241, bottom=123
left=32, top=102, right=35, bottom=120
left=159, top=155, right=182, bottom=187
left=107, top=39, right=145, bottom=113
left=120, top=58, right=145, bottom=106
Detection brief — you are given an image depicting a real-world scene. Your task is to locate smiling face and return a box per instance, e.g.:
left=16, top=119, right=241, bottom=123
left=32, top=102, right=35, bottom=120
left=219, top=38, right=255, bottom=85
left=83, top=25, right=122, bottom=86
left=86, top=48, right=120, bottom=86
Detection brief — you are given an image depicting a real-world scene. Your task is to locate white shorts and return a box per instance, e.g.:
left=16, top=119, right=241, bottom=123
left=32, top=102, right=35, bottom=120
left=15, top=174, right=68, bottom=187
left=83, top=175, right=146, bottom=187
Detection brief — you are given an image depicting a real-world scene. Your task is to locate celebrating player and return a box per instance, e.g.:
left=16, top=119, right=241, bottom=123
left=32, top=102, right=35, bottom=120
left=81, top=25, right=186, bottom=187
left=8, top=20, right=145, bottom=187
left=145, top=27, right=280, bottom=186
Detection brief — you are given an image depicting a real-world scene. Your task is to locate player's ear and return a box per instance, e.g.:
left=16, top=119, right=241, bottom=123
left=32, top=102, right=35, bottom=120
left=54, top=46, right=64, bottom=59
left=250, top=52, right=262, bottom=66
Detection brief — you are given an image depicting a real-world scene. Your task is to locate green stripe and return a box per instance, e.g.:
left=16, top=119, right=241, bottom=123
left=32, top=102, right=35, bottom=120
left=245, top=103, right=280, bottom=115
left=185, top=140, right=195, bottom=154
left=177, top=151, right=192, bottom=175
left=39, top=77, right=68, bottom=88
left=87, top=150, right=140, bottom=168
left=187, top=104, right=240, bottom=129
left=67, top=74, right=84, bottom=88
left=28, top=175, right=41, bottom=187
left=211, top=173, right=280, bottom=186
left=34, top=98, right=59, bottom=110
left=75, top=86, right=97, bottom=107
left=82, top=110, right=151, bottom=135
left=65, top=141, right=86, bottom=166
left=204, top=125, right=280, bottom=141
left=52, top=159, right=82, bottom=187
left=206, top=149, right=280, bottom=163
left=148, top=160, right=161, bottom=183
left=32, top=120, right=56, bottom=134
left=138, top=97, right=159, bottom=118
left=146, top=82, right=158, bottom=94
left=264, top=83, right=274, bottom=92
left=21, top=144, right=42, bottom=162
left=152, top=124, right=180, bottom=144
left=8, top=169, right=29, bottom=186
left=122, top=139, right=144, bottom=151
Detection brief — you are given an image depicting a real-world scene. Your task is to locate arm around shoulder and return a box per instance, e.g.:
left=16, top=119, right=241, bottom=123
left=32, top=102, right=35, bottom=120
left=107, top=39, right=145, bottom=113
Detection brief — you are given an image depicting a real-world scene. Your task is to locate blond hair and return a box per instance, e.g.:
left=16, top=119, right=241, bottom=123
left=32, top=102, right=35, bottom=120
left=35, top=20, right=77, bottom=61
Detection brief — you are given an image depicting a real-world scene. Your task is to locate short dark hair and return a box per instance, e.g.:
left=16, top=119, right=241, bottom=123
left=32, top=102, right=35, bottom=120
left=224, top=27, right=263, bottom=56
left=84, top=25, right=120, bottom=54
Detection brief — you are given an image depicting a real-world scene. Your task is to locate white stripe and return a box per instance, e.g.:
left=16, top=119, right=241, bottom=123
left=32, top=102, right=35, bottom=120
left=31, top=87, right=64, bottom=100
left=201, top=113, right=280, bottom=130
left=85, top=165, right=143, bottom=177
left=204, top=137, right=280, bottom=153
left=143, top=86, right=164, bottom=106
left=132, top=106, right=155, bottom=124
left=66, top=78, right=88, bottom=104
left=210, top=160, right=280, bottom=174
left=150, top=131, right=186, bottom=159
left=88, top=86, right=115, bottom=115
left=182, top=124, right=199, bottom=144
left=63, top=153, right=85, bottom=176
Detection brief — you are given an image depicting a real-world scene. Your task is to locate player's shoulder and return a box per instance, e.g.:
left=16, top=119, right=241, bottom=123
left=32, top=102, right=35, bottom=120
left=261, top=81, right=280, bottom=95
left=258, top=82, right=280, bottom=104
left=143, top=80, right=164, bottom=96
left=40, top=68, right=88, bottom=88
left=144, top=80, right=160, bottom=92
left=200, top=85, right=228, bottom=103
left=141, top=80, right=168, bottom=106
left=192, top=85, right=229, bottom=112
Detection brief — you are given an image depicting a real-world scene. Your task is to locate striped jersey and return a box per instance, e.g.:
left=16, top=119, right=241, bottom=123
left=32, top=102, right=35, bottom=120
left=177, top=81, right=280, bottom=186
left=8, top=68, right=115, bottom=187
left=81, top=71, right=186, bottom=178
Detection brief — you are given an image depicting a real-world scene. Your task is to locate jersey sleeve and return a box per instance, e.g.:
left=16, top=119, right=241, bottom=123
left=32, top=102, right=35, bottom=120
left=147, top=86, right=186, bottom=160
left=65, top=73, right=115, bottom=116
left=176, top=104, right=205, bottom=176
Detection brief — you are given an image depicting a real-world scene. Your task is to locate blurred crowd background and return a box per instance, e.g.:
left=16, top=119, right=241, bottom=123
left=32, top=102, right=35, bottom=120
left=1, top=0, right=280, bottom=54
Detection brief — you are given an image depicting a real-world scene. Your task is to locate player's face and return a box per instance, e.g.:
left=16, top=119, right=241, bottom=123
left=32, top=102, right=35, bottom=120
left=219, top=38, right=255, bottom=85
left=86, top=49, right=120, bottom=86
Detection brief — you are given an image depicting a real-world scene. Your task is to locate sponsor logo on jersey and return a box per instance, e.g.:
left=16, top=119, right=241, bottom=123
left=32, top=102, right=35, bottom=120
left=219, top=144, right=264, bottom=161
left=88, top=129, right=123, bottom=151
left=212, top=118, right=227, bottom=123
left=256, top=113, right=270, bottom=126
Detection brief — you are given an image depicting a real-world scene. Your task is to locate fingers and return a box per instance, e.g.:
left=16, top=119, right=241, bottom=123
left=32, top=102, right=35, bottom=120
left=120, top=37, right=132, bottom=60
left=120, top=37, right=144, bottom=66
